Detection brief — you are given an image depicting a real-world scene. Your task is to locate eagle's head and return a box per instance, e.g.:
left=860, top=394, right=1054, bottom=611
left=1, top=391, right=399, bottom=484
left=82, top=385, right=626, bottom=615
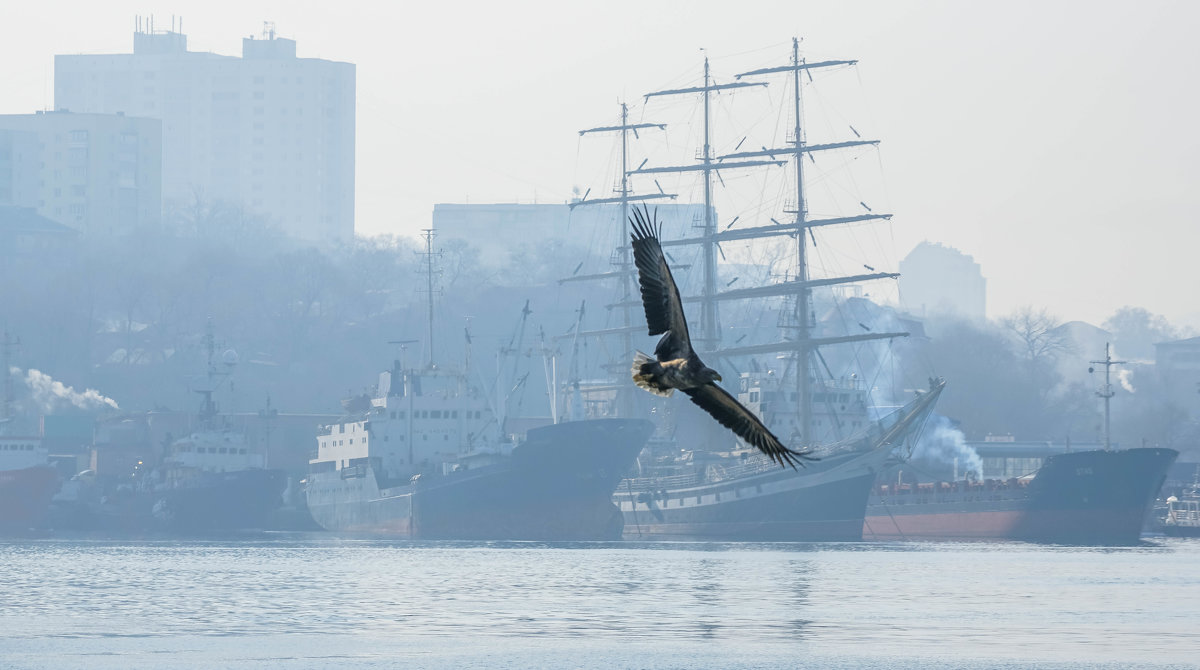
left=702, top=367, right=723, bottom=384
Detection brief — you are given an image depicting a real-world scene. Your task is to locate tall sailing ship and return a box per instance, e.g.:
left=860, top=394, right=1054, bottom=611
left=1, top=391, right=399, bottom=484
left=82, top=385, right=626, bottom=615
left=568, top=40, right=943, bottom=541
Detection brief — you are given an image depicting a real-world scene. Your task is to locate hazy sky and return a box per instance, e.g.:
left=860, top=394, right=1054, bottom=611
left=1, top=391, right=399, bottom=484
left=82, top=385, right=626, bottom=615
left=2, top=1, right=1197, bottom=328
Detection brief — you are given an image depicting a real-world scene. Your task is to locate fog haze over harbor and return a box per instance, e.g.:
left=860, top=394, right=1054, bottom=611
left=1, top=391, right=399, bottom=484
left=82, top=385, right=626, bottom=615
left=4, top=4, right=1200, bottom=669
left=2, top=0, right=1197, bottom=325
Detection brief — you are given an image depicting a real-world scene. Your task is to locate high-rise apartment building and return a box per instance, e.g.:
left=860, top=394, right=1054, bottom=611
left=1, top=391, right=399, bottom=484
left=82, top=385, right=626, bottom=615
left=0, top=111, right=161, bottom=236
left=54, top=25, right=355, bottom=243
left=0, top=128, right=39, bottom=209
left=899, top=241, right=987, bottom=320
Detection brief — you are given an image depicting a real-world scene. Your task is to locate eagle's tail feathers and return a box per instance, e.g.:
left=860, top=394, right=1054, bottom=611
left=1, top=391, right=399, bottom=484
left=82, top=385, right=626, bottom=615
left=632, top=351, right=674, bottom=397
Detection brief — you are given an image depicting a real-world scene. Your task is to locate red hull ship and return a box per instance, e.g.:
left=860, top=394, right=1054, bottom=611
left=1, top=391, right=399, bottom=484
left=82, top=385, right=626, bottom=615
left=864, top=448, right=1177, bottom=544
left=0, top=465, right=59, bottom=534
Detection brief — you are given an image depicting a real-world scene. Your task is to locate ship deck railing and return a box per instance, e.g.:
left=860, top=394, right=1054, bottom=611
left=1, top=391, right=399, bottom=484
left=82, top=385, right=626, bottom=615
left=875, top=478, right=1029, bottom=496
left=620, top=454, right=780, bottom=492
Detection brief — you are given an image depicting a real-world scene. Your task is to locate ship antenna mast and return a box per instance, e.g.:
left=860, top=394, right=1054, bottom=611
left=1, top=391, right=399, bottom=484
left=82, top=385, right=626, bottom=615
left=1, top=330, right=18, bottom=422
left=197, top=318, right=221, bottom=429
left=417, top=229, right=442, bottom=369
left=1089, top=342, right=1126, bottom=451
left=570, top=101, right=673, bottom=414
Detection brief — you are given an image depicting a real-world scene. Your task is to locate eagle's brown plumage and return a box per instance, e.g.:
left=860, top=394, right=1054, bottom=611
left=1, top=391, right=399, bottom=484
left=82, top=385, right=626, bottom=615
left=629, top=206, right=814, bottom=469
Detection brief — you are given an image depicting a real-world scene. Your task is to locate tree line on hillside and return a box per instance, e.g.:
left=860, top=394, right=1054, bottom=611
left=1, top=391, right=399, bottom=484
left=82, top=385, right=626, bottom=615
left=3, top=203, right=1195, bottom=456
left=894, top=306, right=1196, bottom=453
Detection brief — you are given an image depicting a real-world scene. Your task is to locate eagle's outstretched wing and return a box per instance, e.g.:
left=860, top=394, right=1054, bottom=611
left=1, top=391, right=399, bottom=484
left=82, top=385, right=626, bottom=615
left=630, top=206, right=692, bottom=359
left=682, top=384, right=816, bottom=469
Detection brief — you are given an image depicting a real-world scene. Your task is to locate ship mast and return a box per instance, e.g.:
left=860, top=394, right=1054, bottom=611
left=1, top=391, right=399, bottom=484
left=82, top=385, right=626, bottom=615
left=197, top=319, right=220, bottom=429
left=635, top=59, right=776, bottom=351
left=417, top=229, right=442, bottom=369
left=1089, top=342, right=1126, bottom=451
left=1, top=330, right=17, bottom=422
left=724, top=40, right=907, bottom=442
left=566, top=102, right=673, bottom=414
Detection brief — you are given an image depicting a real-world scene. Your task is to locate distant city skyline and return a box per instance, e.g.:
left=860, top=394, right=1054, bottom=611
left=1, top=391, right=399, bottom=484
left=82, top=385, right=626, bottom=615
left=2, top=1, right=1196, bottom=328
left=54, top=25, right=355, bottom=243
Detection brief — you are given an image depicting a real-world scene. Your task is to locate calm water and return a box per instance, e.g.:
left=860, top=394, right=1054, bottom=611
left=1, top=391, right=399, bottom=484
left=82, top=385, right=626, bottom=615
left=1, top=534, right=1196, bottom=669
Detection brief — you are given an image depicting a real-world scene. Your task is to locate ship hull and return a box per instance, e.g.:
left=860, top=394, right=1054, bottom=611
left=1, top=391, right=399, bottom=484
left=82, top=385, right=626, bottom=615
left=617, top=450, right=883, bottom=542
left=306, top=418, right=651, bottom=540
left=864, top=448, right=1178, bottom=544
left=0, top=466, right=60, bottom=534
left=149, top=468, right=288, bottom=533
left=1161, top=524, right=1200, bottom=538
left=615, top=383, right=945, bottom=542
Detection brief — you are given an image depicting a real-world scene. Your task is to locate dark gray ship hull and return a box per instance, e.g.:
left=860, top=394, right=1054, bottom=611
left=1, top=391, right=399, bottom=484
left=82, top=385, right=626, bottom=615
left=151, top=468, right=288, bottom=533
left=865, top=448, right=1178, bottom=544
left=616, top=384, right=945, bottom=542
left=617, top=452, right=879, bottom=541
left=305, top=418, right=651, bottom=540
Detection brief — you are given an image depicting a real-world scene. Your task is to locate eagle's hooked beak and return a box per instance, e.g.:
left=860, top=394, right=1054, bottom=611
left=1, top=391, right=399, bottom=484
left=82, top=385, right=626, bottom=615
left=714, top=373, right=723, bottom=382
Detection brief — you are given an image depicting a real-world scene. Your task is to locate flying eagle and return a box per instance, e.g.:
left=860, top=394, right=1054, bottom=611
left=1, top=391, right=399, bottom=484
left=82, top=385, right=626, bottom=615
left=628, top=206, right=814, bottom=469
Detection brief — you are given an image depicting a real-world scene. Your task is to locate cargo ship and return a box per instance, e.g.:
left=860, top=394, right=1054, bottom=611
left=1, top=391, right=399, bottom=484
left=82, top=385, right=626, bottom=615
left=0, top=332, right=62, bottom=534
left=305, top=360, right=652, bottom=539
left=305, top=234, right=652, bottom=540
left=864, top=447, right=1177, bottom=544
left=865, top=346, right=1178, bottom=544
left=0, top=431, right=60, bottom=534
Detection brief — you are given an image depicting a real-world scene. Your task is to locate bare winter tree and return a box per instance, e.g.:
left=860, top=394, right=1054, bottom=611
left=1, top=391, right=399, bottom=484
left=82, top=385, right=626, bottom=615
left=1002, top=306, right=1072, bottom=364
left=1001, top=306, right=1073, bottom=404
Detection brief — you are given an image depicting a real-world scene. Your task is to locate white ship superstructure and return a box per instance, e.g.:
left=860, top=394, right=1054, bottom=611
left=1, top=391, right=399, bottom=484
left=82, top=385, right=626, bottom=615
left=309, top=363, right=504, bottom=484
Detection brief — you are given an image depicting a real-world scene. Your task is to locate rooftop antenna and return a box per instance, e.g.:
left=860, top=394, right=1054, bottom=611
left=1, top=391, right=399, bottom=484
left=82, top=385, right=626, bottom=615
left=1089, top=342, right=1127, bottom=451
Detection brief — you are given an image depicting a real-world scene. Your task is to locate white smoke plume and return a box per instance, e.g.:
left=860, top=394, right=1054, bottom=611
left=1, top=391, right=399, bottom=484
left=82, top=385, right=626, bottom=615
left=1117, top=369, right=1135, bottom=394
left=912, top=414, right=982, bottom=479
left=11, top=367, right=120, bottom=412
